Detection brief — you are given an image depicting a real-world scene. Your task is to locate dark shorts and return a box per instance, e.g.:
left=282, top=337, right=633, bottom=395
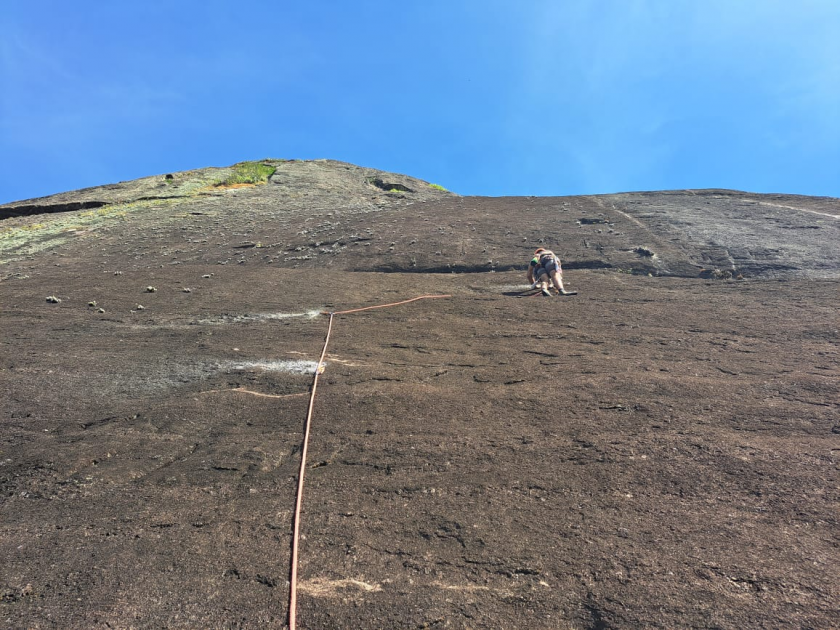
left=539, top=260, right=560, bottom=274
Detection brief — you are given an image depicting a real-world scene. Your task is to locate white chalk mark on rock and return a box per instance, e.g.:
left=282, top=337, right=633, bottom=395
left=231, top=359, right=322, bottom=374
left=198, top=310, right=323, bottom=325
left=298, top=578, right=382, bottom=597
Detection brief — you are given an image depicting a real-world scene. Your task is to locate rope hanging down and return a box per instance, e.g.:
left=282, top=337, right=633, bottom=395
left=287, top=294, right=451, bottom=630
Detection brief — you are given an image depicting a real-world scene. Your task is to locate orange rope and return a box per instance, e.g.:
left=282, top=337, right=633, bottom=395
left=287, top=294, right=450, bottom=630
left=331, top=294, right=452, bottom=316
left=288, top=312, right=333, bottom=630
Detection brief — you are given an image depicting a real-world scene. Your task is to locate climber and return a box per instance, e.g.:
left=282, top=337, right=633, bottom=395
left=528, top=248, right=576, bottom=296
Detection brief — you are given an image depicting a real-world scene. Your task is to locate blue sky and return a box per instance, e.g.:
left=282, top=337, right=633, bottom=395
left=1, top=1, right=839, bottom=203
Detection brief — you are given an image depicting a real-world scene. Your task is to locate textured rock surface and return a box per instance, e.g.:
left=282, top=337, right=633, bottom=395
left=1, top=161, right=838, bottom=628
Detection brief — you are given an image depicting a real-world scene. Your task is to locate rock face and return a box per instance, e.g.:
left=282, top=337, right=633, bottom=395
left=1, top=161, right=838, bottom=629
left=3, top=160, right=837, bottom=280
